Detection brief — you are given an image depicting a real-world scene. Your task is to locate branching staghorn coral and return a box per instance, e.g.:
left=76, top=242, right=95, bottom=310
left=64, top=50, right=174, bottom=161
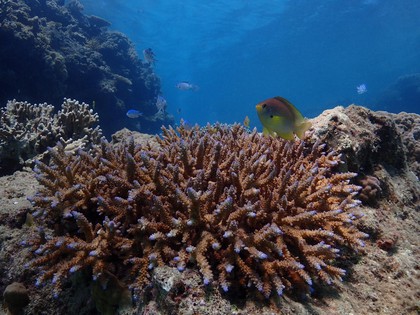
left=0, top=98, right=102, bottom=174
left=27, top=123, right=367, bottom=300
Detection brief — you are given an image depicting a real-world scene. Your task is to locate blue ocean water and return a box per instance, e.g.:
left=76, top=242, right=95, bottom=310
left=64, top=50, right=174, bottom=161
left=81, top=0, right=420, bottom=129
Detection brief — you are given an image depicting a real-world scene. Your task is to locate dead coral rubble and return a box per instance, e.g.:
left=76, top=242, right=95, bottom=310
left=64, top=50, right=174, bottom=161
left=0, top=98, right=102, bottom=176
left=26, top=123, right=367, bottom=301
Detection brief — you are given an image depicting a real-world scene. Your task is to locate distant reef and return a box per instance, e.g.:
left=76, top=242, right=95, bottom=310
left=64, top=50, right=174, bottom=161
left=377, top=73, right=420, bottom=113
left=0, top=0, right=173, bottom=136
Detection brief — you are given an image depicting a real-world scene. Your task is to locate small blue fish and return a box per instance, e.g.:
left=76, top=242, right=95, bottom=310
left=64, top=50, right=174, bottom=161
left=356, top=84, right=367, bottom=94
left=126, top=109, right=143, bottom=118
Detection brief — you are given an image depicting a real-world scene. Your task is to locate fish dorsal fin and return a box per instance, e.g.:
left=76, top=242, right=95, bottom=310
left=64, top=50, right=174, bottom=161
left=273, top=96, right=304, bottom=120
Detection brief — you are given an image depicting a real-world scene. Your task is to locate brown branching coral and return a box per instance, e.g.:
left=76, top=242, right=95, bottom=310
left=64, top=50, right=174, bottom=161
left=27, top=123, right=367, bottom=300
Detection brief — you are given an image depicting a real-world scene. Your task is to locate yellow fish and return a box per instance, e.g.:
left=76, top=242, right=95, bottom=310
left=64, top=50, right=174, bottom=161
left=243, top=115, right=250, bottom=128
left=256, top=96, right=312, bottom=140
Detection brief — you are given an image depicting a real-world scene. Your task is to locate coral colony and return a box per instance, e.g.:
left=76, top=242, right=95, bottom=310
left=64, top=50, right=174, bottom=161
left=26, top=123, right=367, bottom=299
left=0, top=99, right=102, bottom=175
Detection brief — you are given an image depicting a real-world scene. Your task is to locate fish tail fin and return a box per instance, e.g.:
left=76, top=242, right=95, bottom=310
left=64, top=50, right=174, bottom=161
left=295, top=119, right=312, bottom=139
left=192, top=85, right=200, bottom=91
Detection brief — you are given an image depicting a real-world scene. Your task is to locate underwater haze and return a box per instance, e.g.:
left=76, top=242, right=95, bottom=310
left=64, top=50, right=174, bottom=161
left=81, top=0, right=420, bottom=128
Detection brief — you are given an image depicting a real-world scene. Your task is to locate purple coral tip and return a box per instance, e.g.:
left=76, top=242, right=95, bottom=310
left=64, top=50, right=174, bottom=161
left=223, top=231, right=233, bottom=238
left=35, top=279, right=42, bottom=287
left=55, top=239, right=65, bottom=247
left=52, top=274, right=60, bottom=284
left=271, top=224, right=283, bottom=235
left=257, top=251, right=268, bottom=259
left=186, top=246, right=195, bottom=253
left=34, top=248, right=43, bottom=255
left=69, top=265, right=81, bottom=273
left=211, top=242, right=221, bottom=250
left=221, top=283, right=229, bottom=292
left=295, top=262, right=304, bottom=269
left=225, top=264, right=234, bottom=273
left=67, top=242, right=78, bottom=249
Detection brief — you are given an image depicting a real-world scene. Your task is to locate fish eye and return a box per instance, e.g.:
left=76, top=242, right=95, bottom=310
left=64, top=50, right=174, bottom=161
left=270, top=115, right=273, bottom=118
left=262, top=103, right=267, bottom=108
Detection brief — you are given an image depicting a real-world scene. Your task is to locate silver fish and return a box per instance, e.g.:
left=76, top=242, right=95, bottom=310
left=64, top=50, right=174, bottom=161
left=176, top=81, right=199, bottom=91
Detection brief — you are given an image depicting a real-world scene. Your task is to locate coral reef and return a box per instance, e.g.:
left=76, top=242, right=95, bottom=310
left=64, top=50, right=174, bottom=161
left=0, top=105, right=418, bottom=314
left=0, top=98, right=102, bottom=176
left=377, top=73, right=420, bottom=114
left=26, top=123, right=367, bottom=303
left=0, top=0, right=173, bottom=135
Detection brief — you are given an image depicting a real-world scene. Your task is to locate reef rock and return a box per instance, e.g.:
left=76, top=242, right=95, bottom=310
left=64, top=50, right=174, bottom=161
left=3, top=282, right=30, bottom=315
left=310, top=105, right=419, bottom=176
left=309, top=105, right=419, bottom=207
left=0, top=0, right=173, bottom=136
